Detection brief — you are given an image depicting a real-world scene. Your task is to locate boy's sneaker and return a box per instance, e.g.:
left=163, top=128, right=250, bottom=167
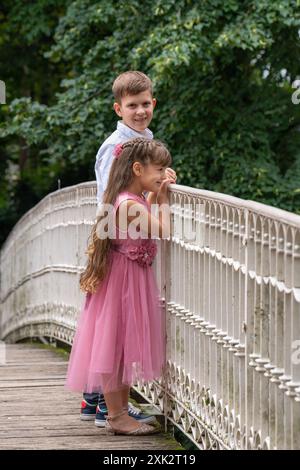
left=94, top=402, right=156, bottom=427
left=80, top=399, right=97, bottom=421
left=94, top=405, right=108, bottom=427
left=128, top=402, right=156, bottom=424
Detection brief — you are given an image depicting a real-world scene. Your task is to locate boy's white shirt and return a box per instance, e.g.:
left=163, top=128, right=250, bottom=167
left=95, top=121, right=153, bottom=204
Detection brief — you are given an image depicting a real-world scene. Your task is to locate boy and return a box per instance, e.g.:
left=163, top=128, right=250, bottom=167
left=81, top=71, right=176, bottom=427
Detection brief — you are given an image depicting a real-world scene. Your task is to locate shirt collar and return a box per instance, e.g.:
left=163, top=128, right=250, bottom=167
left=117, top=121, right=153, bottom=140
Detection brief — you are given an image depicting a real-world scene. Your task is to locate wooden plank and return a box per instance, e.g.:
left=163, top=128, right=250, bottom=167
left=0, top=366, right=67, bottom=381
left=0, top=435, right=178, bottom=450
left=0, top=344, right=180, bottom=450
left=0, top=380, right=67, bottom=388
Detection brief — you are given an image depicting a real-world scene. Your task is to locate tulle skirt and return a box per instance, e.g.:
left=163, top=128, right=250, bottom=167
left=65, top=250, right=165, bottom=394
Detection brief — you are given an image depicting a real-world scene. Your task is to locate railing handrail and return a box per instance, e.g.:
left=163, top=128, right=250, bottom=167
left=174, top=184, right=300, bottom=227
left=2, top=182, right=300, bottom=255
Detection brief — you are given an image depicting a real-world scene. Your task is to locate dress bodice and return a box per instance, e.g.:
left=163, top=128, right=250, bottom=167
left=112, top=191, right=157, bottom=267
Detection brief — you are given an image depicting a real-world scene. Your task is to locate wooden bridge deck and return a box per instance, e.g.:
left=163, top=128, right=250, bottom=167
left=0, top=343, right=180, bottom=450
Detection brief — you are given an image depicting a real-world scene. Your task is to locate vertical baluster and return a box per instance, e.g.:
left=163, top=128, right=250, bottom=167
left=250, top=215, right=260, bottom=442
left=196, top=201, right=206, bottom=393
left=254, top=217, right=271, bottom=444
left=231, top=211, right=241, bottom=442
left=282, top=227, right=294, bottom=449
left=237, top=211, right=246, bottom=446
left=219, top=205, right=228, bottom=412
left=202, top=202, right=209, bottom=391
left=209, top=203, right=217, bottom=397
left=291, top=231, right=300, bottom=449
left=205, top=203, right=213, bottom=394
left=246, top=212, right=256, bottom=448
left=223, top=207, right=233, bottom=416
left=265, top=220, right=276, bottom=449
left=277, top=226, right=293, bottom=449
left=270, top=224, right=285, bottom=448
left=215, top=205, right=223, bottom=404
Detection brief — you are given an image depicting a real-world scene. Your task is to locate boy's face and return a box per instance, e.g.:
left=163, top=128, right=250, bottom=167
left=113, top=90, right=156, bottom=133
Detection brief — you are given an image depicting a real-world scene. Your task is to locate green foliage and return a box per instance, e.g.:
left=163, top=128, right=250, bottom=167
left=1, top=0, right=300, bottom=246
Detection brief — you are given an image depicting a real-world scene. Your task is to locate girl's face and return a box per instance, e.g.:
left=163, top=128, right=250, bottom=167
left=135, top=163, right=167, bottom=192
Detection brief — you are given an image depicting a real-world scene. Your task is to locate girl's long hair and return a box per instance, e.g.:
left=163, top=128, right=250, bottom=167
left=80, top=137, right=171, bottom=293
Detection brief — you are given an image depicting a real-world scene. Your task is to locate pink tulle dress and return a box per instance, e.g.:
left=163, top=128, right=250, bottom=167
left=65, top=191, right=165, bottom=394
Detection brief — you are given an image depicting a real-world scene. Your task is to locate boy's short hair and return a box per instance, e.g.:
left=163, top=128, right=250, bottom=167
left=112, top=71, right=153, bottom=103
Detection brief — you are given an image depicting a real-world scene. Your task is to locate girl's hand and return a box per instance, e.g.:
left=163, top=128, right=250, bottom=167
left=165, top=167, right=177, bottom=183
left=157, top=177, right=174, bottom=205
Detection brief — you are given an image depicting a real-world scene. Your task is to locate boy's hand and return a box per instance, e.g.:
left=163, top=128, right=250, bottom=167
left=165, top=167, right=177, bottom=183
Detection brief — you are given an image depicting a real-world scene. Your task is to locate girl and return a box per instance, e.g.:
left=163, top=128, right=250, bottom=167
left=66, top=137, right=174, bottom=436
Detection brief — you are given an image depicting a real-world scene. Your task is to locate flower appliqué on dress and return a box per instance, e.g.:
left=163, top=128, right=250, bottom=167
left=126, top=242, right=157, bottom=267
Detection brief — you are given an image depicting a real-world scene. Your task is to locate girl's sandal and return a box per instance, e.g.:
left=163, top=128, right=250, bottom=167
left=105, top=410, right=159, bottom=436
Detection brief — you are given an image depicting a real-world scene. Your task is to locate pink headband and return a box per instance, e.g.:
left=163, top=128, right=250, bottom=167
left=113, top=143, right=123, bottom=159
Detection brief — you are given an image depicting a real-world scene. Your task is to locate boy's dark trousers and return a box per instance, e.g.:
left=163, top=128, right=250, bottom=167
left=83, top=392, right=106, bottom=407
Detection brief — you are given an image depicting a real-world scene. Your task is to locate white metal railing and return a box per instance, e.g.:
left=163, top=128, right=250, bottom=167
left=0, top=181, right=300, bottom=449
